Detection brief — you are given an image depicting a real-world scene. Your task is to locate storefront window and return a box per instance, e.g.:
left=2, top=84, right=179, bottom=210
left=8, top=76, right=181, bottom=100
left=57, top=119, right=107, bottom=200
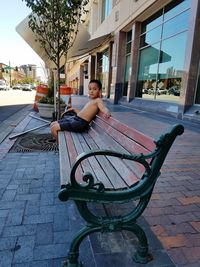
left=97, top=49, right=109, bottom=96
left=164, top=0, right=190, bottom=21
left=162, top=10, right=189, bottom=39
left=141, top=10, right=163, bottom=33
left=136, top=0, right=190, bottom=102
left=123, top=30, right=132, bottom=96
left=195, top=62, right=200, bottom=104
left=140, top=26, right=162, bottom=47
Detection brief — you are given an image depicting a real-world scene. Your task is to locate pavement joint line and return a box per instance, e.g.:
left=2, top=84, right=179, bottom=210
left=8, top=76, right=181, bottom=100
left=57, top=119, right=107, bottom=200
left=0, top=105, right=32, bottom=144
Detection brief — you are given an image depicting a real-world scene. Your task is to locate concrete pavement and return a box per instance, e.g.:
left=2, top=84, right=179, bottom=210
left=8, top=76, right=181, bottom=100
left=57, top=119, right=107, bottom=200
left=0, top=96, right=199, bottom=267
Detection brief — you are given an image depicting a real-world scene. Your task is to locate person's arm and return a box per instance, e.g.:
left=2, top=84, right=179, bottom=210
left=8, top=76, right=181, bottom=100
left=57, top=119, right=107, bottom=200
left=97, top=98, right=111, bottom=118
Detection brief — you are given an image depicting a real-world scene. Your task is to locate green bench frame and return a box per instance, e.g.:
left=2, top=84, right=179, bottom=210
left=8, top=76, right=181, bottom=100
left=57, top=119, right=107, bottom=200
left=58, top=112, right=184, bottom=267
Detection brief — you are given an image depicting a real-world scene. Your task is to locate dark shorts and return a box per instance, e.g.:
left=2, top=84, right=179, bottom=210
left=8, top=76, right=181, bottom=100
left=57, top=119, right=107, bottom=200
left=58, top=115, right=89, bottom=132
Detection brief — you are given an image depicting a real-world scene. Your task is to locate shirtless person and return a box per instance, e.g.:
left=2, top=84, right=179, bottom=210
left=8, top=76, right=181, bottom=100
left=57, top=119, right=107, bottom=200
left=50, top=79, right=111, bottom=141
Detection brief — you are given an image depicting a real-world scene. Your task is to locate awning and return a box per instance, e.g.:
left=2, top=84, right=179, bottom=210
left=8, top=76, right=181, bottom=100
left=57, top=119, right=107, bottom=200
left=16, top=15, right=54, bottom=68
left=68, top=33, right=112, bottom=59
left=16, top=15, right=91, bottom=68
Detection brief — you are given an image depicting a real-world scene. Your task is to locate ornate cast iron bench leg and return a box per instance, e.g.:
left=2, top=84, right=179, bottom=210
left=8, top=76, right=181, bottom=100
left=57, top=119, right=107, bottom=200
left=123, top=224, right=153, bottom=263
left=63, top=225, right=101, bottom=267
left=62, top=201, right=152, bottom=266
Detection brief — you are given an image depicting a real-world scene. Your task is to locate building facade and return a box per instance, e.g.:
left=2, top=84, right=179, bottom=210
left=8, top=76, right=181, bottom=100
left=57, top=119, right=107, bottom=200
left=0, top=63, right=26, bottom=86
left=66, top=0, right=200, bottom=121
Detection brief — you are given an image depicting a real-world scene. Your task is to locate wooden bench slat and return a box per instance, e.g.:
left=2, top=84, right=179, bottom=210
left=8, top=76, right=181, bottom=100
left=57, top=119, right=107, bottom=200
left=96, top=113, right=155, bottom=151
left=76, top=133, right=116, bottom=189
left=71, top=132, right=99, bottom=184
left=94, top=117, right=152, bottom=155
left=64, top=131, right=83, bottom=184
left=59, top=132, right=71, bottom=186
left=88, top=127, right=140, bottom=187
left=90, top=124, right=144, bottom=180
left=82, top=132, right=129, bottom=189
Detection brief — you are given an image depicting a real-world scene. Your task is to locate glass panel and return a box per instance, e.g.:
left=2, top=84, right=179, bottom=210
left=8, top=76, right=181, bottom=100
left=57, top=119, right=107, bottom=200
left=162, top=10, right=189, bottom=39
left=123, top=55, right=131, bottom=97
left=124, top=54, right=130, bottom=82
left=136, top=44, right=160, bottom=98
left=101, top=0, right=112, bottom=22
left=137, top=43, right=160, bottom=81
left=164, top=0, right=190, bottom=21
left=126, top=30, right=132, bottom=42
left=159, top=33, right=187, bottom=79
left=141, top=10, right=163, bottom=33
left=195, top=62, right=200, bottom=104
left=140, top=26, right=162, bottom=47
left=126, top=42, right=131, bottom=54
left=156, top=32, right=187, bottom=101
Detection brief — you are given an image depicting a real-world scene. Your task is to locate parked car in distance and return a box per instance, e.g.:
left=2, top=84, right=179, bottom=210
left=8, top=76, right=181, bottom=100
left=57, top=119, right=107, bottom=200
left=148, top=87, right=167, bottom=95
left=12, top=84, right=22, bottom=90
left=21, top=84, right=32, bottom=91
left=0, top=80, right=9, bottom=90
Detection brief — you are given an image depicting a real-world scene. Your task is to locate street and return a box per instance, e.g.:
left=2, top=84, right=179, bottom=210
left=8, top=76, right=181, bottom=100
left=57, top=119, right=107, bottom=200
left=0, top=89, right=36, bottom=122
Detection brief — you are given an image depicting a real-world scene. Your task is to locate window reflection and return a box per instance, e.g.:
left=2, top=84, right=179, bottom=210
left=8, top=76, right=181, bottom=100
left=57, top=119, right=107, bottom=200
left=97, top=49, right=109, bottom=96
left=162, top=10, right=189, bottom=39
left=137, top=0, right=190, bottom=102
left=122, top=30, right=132, bottom=96
left=164, top=0, right=190, bottom=21
left=140, top=26, right=162, bottom=47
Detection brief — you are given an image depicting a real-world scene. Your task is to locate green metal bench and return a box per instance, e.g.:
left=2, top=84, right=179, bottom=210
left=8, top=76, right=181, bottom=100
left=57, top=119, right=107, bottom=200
left=58, top=112, right=184, bottom=267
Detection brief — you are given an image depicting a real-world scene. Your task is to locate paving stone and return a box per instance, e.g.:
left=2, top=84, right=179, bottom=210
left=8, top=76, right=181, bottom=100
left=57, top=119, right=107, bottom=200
left=6, top=208, right=24, bottom=226
left=0, top=236, right=17, bottom=250
left=36, top=223, right=53, bottom=245
left=0, top=251, right=13, bottom=267
left=33, top=243, right=69, bottom=260
left=3, top=225, right=37, bottom=237
left=13, top=236, right=35, bottom=264
left=23, top=214, right=53, bottom=225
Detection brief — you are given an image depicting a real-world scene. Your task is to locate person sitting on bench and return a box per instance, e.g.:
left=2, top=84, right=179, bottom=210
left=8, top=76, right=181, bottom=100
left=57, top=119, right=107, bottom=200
left=50, top=79, right=111, bottom=141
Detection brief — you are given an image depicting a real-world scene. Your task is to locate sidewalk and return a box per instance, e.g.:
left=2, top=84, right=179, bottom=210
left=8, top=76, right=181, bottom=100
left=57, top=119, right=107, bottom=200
left=0, top=96, right=199, bottom=267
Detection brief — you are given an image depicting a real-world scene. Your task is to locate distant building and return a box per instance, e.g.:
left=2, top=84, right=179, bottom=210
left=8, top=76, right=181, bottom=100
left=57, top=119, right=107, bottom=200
left=20, top=64, right=37, bottom=80
left=0, top=62, right=26, bottom=86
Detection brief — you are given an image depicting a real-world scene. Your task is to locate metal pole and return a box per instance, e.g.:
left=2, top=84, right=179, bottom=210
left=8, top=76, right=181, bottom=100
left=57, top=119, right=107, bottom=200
left=9, top=61, right=12, bottom=87
left=9, top=123, right=50, bottom=140
left=29, top=114, right=50, bottom=123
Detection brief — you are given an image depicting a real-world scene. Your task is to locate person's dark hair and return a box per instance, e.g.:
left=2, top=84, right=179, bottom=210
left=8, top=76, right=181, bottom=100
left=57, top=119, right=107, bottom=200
left=89, top=79, right=102, bottom=90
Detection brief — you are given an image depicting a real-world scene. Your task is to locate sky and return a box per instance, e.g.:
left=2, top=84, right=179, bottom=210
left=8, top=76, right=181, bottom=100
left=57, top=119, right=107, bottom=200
left=0, top=0, right=46, bottom=80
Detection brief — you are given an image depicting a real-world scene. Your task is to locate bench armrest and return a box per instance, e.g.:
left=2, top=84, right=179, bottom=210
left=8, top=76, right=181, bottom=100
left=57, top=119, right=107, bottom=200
left=70, top=149, right=152, bottom=189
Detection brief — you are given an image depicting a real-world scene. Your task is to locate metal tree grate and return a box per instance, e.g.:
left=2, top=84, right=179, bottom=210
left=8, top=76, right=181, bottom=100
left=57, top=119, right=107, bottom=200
left=9, top=133, right=58, bottom=153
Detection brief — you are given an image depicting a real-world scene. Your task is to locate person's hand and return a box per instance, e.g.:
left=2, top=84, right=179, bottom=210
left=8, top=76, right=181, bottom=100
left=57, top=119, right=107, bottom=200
left=103, top=110, right=111, bottom=118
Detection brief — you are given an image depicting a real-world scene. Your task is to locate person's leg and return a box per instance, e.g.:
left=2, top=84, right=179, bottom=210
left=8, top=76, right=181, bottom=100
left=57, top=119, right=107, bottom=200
left=50, top=121, right=61, bottom=141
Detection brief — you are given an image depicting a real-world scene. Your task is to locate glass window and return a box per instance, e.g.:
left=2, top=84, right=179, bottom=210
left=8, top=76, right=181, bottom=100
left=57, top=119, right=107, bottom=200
left=195, top=62, right=200, bottom=104
left=101, top=0, right=112, bottom=22
left=123, top=30, right=132, bottom=96
left=138, top=43, right=160, bottom=81
left=141, top=10, right=163, bottom=33
left=136, top=0, right=190, bottom=102
left=97, top=49, right=109, bottom=95
left=140, top=26, right=162, bottom=47
left=162, top=10, right=189, bottom=39
left=158, top=32, right=187, bottom=79
left=164, top=0, right=190, bottom=21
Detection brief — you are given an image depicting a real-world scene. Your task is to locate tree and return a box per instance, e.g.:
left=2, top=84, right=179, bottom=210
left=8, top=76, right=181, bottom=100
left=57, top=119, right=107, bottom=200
left=22, top=0, right=89, bottom=118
